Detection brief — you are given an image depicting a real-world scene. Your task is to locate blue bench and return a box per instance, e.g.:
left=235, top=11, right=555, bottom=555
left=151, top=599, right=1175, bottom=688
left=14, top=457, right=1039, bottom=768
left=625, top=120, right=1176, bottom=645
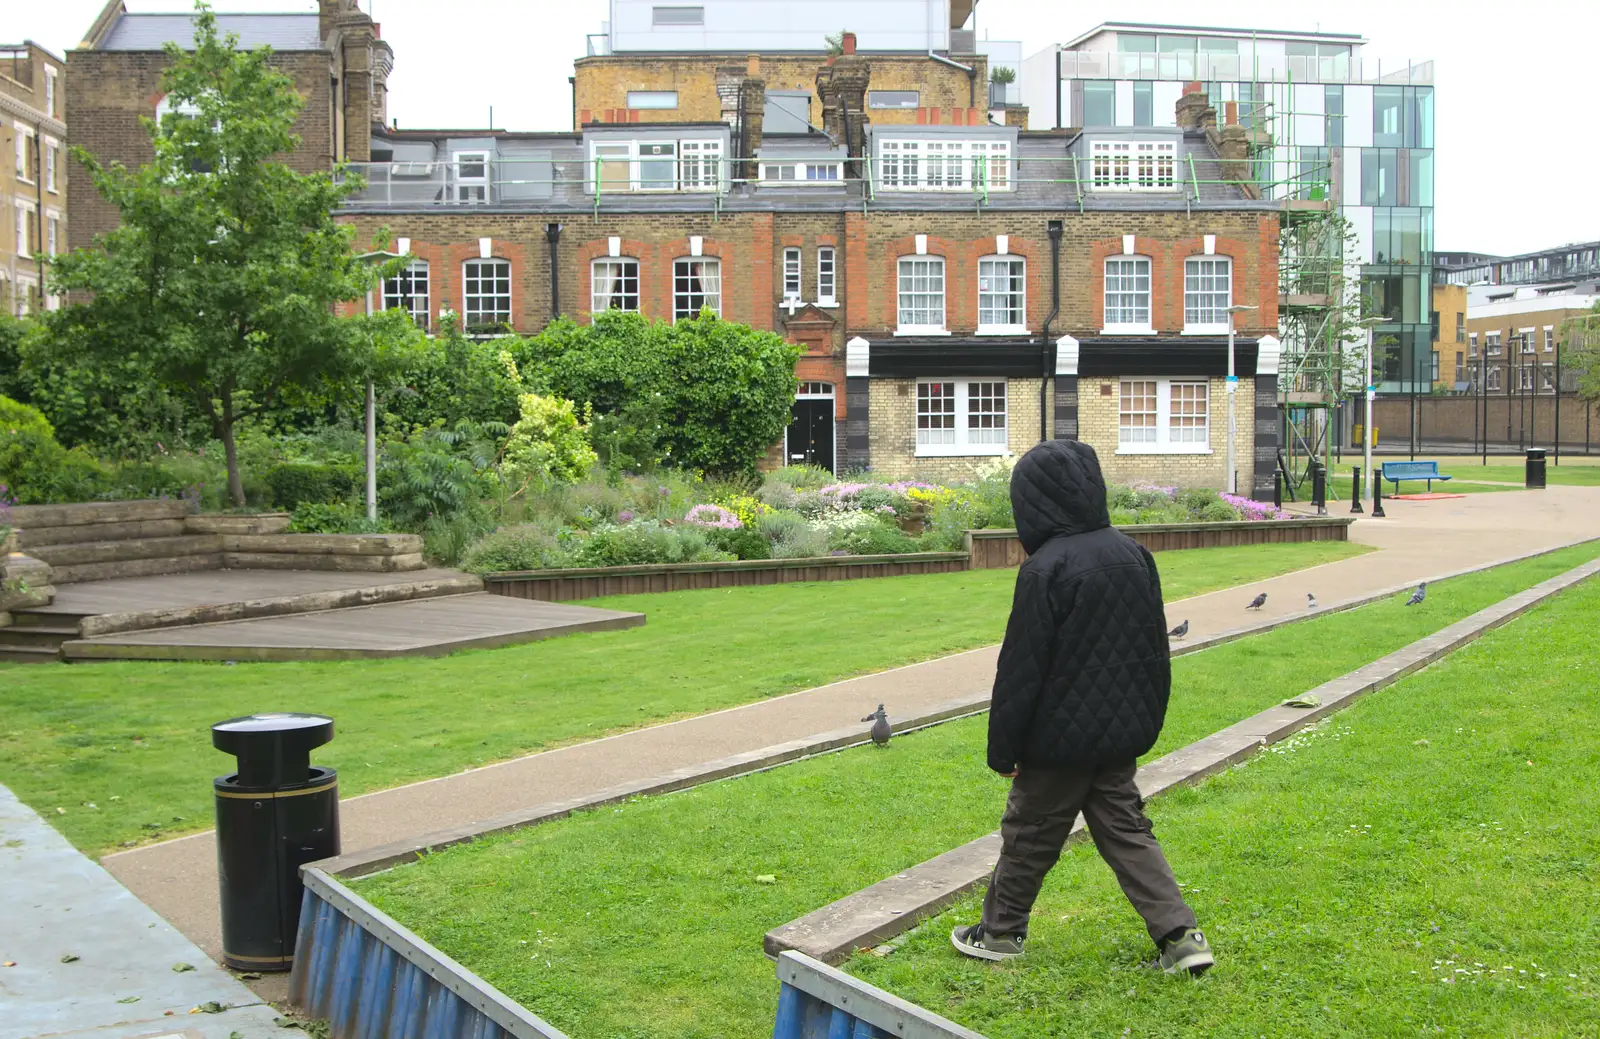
left=1381, top=460, right=1453, bottom=492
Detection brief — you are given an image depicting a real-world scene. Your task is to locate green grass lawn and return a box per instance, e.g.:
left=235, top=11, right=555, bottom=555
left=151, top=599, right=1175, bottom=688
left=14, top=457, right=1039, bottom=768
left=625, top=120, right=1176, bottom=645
left=1396, top=460, right=1600, bottom=487
left=0, top=542, right=1364, bottom=856
left=350, top=541, right=1600, bottom=1039
left=850, top=575, right=1600, bottom=1038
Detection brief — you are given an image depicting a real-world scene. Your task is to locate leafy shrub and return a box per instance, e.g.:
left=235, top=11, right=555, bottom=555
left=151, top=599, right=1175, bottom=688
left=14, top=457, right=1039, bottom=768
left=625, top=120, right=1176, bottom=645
left=571, top=520, right=732, bottom=567
left=712, top=492, right=770, bottom=529
left=266, top=461, right=360, bottom=508
left=501, top=393, right=598, bottom=493
left=288, top=501, right=387, bottom=534
left=1200, top=499, right=1241, bottom=522
left=0, top=395, right=105, bottom=504
left=826, top=515, right=921, bottom=556
left=770, top=524, right=832, bottom=559
left=460, top=526, right=573, bottom=574
left=1177, top=487, right=1222, bottom=515
left=754, top=509, right=809, bottom=542
left=767, top=465, right=833, bottom=490
left=378, top=433, right=491, bottom=528
left=1135, top=505, right=1191, bottom=525
left=1107, top=484, right=1139, bottom=511
left=419, top=508, right=496, bottom=567
left=1110, top=507, right=1140, bottom=526
left=1131, top=484, right=1179, bottom=509
left=703, top=524, right=772, bottom=560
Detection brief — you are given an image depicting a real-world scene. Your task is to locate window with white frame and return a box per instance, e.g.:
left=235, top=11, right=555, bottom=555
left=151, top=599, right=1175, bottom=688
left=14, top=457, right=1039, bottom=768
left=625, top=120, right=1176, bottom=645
left=816, top=247, right=836, bottom=305
left=673, top=258, right=721, bottom=319
left=1431, top=350, right=1440, bottom=382
left=462, top=258, right=512, bottom=328
left=1519, top=366, right=1534, bottom=390
left=1184, top=256, right=1232, bottom=330
left=1486, top=331, right=1502, bottom=356
left=589, top=139, right=723, bottom=192
left=1090, top=140, right=1176, bottom=191
left=1544, top=326, right=1555, bottom=351
left=14, top=125, right=33, bottom=182
left=1119, top=379, right=1211, bottom=452
left=1468, top=332, right=1478, bottom=358
left=916, top=379, right=1008, bottom=455
left=1541, top=364, right=1555, bottom=390
left=453, top=151, right=489, bottom=202
left=14, top=203, right=30, bottom=256
left=44, top=139, right=58, bottom=193
left=782, top=248, right=802, bottom=300
left=759, top=161, right=841, bottom=183
left=382, top=259, right=431, bottom=329
left=977, top=256, right=1026, bottom=331
left=878, top=139, right=1011, bottom=192
left=1104, top=256, right=1152, bottom=330
left=797, top=381, right=834, bottom=397
left=591, top=258, right=640, bottom=315
left=897, top=257, right=945, bottom=331
left=46, top=68, right=57, bottom=118
left=46, top=214, right=59, bottom=257
left=1520, top=329, right=1536, bottom=354
left=1487, top=367, right=1502, bottom=391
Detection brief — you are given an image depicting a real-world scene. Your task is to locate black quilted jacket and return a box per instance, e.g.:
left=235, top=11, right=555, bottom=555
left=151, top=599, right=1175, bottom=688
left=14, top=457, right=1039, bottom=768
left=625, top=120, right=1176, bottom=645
left=986, top=440, right=1172, bottom=774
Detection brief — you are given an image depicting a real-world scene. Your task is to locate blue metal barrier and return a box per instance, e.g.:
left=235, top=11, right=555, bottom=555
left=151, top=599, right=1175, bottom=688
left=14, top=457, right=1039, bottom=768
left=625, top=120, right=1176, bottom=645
left=772, top=951, right=988, bottom=1039
left=290, top=866, right=570, bottom=1039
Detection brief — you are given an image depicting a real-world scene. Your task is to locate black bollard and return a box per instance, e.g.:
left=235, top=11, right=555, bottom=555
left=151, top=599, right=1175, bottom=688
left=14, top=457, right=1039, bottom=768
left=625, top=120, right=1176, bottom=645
left=1311, top=462, right=1327, bottom=516
left=1273, top=469, right=1283, bottom=509
left=1372, top=470, right=1386, bottom=518
left=1350, top=466, right=1365, bottom=514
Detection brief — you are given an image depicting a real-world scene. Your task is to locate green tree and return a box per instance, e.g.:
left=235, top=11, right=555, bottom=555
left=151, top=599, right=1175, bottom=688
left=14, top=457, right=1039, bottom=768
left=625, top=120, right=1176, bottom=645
left=42, top=5, right=402, bottom=505
left=659, top=312, right=800, bottom=474
left=1563, top=302, right=1600, bottom=403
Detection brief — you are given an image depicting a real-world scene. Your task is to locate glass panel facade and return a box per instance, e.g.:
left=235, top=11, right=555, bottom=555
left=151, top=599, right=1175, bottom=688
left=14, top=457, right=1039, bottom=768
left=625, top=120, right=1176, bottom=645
left=1083, top=81, right=1115, bottom=127
left=1132, top=82, right=1153, bottom=127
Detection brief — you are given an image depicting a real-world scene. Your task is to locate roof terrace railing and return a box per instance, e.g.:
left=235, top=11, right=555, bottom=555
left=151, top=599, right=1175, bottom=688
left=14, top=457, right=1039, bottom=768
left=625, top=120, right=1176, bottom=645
left=337, top=154, right=1336, bottom=215
left=1058, top=50, right=1433, bottom=86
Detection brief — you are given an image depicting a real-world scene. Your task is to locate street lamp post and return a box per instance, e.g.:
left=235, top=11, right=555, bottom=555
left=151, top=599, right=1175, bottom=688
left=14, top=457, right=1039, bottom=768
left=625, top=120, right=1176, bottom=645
left=1225, top=304, right=1258, bottom=496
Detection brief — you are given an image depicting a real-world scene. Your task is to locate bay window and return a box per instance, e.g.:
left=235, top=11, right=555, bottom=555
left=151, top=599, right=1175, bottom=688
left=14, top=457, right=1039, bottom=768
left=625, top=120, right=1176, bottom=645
left=1183, top=256, right=1232, bottom=331
left=896, top=257, right=945, bottom=332
left=673, top=258, right=721, bottom=319
left=916, top=379, right=1008, bottom=456
left=1118, top=379, right=1211, bottom=453
left=1104, top=256, right=1152, bottom=331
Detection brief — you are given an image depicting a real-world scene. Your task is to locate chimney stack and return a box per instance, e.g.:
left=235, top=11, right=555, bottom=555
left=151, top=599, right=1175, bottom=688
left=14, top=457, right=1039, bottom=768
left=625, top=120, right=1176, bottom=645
left=1175, top=81, right=1214, bottom=131
left=841, top=31, right=857, bottom=56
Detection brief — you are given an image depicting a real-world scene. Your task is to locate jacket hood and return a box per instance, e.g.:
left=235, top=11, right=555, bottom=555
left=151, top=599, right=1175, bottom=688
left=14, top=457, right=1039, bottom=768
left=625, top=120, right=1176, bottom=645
left=1009, top=440, right=1112, bottom=554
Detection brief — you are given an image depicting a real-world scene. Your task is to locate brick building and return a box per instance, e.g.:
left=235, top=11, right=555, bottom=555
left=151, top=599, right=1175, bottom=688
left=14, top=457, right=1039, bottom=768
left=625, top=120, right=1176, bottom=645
left=340, top=75, right=1282, bottom=496
left=66, top=0, right=392, bottom=252
left=1, top=40, right=65, bottom=314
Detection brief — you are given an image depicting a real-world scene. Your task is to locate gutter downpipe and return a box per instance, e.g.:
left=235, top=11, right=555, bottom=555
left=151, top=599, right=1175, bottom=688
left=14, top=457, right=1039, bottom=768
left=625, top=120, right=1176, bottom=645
left=545, top=222, right=563, bottom=322
left=1041, top=219, right=1064, bottom=441
left=1055, top=48, right=1063, bottom=129
left=926, top=50, right=977, bottom=109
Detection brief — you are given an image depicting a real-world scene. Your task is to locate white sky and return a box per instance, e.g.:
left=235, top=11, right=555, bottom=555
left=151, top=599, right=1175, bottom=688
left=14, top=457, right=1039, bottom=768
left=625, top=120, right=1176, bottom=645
left=26, top=0, right=1600, bottom=257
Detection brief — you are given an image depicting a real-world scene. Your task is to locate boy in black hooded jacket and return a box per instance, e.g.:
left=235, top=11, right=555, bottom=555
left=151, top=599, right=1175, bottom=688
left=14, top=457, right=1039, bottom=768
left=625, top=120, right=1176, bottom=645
left=950, top=440, right=1212, bottom=975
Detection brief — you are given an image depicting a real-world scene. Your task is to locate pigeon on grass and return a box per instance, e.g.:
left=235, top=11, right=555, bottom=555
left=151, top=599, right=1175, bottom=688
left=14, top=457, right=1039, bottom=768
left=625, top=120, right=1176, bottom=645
left=1246, top=593, right=1268, bottom=610
left=862, top=704, right=892, bottom=747
left=1406, top=582, right=1427, bottom=606
left=1168, top=619, right=1189, bottom=639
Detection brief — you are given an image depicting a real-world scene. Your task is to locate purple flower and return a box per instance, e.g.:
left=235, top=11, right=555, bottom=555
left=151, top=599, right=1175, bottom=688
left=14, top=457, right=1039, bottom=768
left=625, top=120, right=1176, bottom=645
left=683, top=504, right=742, bottom=529
left=617, top=510, right=635, bottom=524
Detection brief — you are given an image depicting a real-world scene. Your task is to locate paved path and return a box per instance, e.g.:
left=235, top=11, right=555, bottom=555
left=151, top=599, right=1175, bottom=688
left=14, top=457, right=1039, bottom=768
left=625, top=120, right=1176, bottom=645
left=101, top=486, right=1600, bottom=968
left=0, top=784, right=283, bottom=1039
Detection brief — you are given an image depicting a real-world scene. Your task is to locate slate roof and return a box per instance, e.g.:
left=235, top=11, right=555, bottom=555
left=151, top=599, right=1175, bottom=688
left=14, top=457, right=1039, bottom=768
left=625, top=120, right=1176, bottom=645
left=99, top=13, right=324, bottom=52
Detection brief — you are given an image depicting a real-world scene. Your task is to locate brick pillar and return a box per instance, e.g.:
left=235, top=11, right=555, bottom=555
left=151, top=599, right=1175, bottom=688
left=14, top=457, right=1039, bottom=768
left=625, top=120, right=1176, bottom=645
left=338, top=13, right=375, bottom=162
left=1053, top=334, right=1080, bottom=439
left=1175, top=82, right=1212, bottom=130
left=739, top=74, right=766, bottom=182
left=845, top=337, right=871, bottom=470
left=1253, top=335, right=1282, bottom=501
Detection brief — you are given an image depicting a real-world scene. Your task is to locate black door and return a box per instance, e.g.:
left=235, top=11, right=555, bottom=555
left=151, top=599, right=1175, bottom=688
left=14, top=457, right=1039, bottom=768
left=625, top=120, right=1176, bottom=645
left=786, top=399, right=835, bottom=472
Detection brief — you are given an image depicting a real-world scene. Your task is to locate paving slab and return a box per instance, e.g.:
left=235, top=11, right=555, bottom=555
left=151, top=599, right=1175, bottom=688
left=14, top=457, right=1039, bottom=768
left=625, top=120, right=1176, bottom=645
left=0, top=785, right=283, bottom=1039
left=62, top=593, right=644, bottom=662
left=98, top=487, right=1600, bottom=968
left=31, top=567, right=472, bottom=618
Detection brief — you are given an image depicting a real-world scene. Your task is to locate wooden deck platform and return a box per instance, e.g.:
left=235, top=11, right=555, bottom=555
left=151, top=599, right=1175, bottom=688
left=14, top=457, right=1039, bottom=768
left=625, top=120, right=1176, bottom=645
left=60, top=593, right=645, bottom=662
left=32, top=567, right=472, bottom=617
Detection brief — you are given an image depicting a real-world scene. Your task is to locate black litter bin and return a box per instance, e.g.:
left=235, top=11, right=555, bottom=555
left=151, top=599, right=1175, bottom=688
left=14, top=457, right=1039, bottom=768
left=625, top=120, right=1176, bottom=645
left=1526, top=448, right=1547, bottom=489
left=213, top=713, right=339, bottom=972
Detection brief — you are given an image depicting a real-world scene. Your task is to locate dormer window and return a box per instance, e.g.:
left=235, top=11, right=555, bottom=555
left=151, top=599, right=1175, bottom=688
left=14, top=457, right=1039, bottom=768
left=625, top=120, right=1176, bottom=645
left=453, top=151, right=489, bottom=202
left=879, top=139, right=1011, bottom=192
left=588, top=137, right=724, bottom=193
left=759, top=161, right=842, bottom=184
left=1090, top=140, right=1176, bottom=192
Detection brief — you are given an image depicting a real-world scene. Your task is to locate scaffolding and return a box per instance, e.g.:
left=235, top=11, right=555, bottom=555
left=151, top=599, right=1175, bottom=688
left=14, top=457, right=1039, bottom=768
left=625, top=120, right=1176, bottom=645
left=1238, top=82, right=1355, bottom=497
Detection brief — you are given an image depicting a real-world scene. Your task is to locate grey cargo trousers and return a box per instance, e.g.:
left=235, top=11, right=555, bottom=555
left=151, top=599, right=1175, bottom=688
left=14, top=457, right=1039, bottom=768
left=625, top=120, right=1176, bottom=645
left=980, top=761, right=1196, bottom=942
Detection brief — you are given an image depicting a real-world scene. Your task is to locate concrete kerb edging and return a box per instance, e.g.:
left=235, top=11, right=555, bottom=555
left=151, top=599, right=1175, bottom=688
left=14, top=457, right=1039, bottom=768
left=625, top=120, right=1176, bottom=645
left=319, top=697, right=990, bottom=879
left=762, top=556, right=1600, bottom=965
left=311, top=535, right=1600, bottom=879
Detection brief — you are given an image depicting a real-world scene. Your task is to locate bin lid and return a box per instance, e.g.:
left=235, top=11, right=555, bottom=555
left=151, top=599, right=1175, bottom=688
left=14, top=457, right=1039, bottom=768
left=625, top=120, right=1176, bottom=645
left=212, top=712, right=334, bottom=765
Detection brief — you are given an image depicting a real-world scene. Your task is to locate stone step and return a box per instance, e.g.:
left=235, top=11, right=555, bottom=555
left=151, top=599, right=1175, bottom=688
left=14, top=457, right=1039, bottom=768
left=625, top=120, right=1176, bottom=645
left=0, top=625, right=77, bottom=650
left=5, top=610, right=89, bottom=629
left=8, top=500, right=193, bottom=529
left=221, top=551, right=425, bottom=573
left=0, top=644, right=60, bottom=664
left=17, top=518, right=190, bottom=548
left=48, top=554, right=224, bottom=585
left=28, top=535, right=224, bottom=569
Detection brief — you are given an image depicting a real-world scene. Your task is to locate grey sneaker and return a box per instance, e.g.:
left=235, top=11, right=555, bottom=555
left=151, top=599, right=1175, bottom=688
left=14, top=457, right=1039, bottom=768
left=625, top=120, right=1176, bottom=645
left=950, top=923, right=1024, bottom=962
left=1157, top=928, right=1214, bottom=975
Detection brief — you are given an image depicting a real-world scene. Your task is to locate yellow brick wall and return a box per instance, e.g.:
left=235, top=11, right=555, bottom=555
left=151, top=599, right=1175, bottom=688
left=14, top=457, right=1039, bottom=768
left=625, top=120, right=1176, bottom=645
left=574, top=54, right=986, bottom=128
left=867, top=377, right=1046, bottom=481
left=1074, top=376, right=1254, bottom=491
